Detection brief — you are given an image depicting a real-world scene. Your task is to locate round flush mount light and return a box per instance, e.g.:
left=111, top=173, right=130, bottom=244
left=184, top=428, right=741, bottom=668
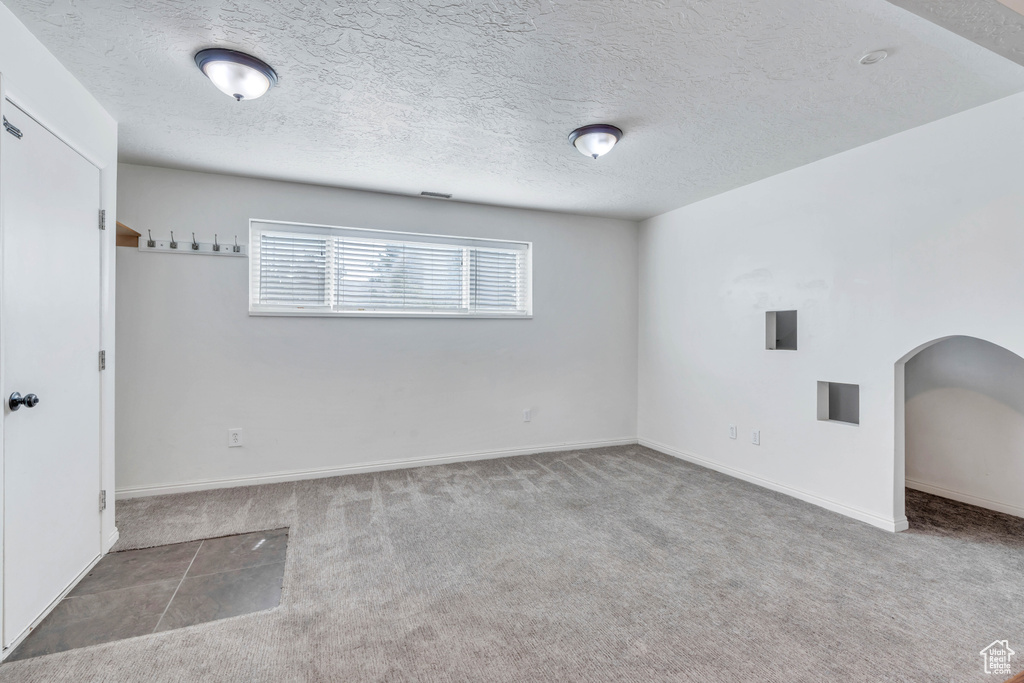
left=859, top=50, right=888, bottom=65
left=568, top=124, right=623, bottom=159
left=194, top=48, right=278, bottom=101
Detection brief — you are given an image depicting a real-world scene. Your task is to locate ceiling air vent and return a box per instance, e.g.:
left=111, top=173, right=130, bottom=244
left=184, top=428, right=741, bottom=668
left=420, top=191, right=452, bottom=199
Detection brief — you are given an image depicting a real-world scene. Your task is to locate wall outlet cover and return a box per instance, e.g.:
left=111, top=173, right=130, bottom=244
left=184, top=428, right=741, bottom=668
left=752, top=429, right=760, bottom=445
left=728, top=424, right=737, bottom=439
left=228, top=428, right=243, bottom=447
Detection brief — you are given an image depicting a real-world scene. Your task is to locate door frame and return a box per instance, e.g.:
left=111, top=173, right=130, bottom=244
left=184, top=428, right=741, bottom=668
left=0, top=73, right=112, bottom=656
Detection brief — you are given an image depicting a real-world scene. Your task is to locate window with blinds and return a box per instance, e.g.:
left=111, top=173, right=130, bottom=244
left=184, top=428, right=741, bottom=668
left=249, top=220, right=532, bottom=317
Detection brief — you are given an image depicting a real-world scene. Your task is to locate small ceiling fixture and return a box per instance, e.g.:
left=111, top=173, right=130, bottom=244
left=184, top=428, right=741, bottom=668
left=859, top=50, right=888, bottom=65
left=568, top=124, right=623, bottom=159
left=194, top=48, right=278, bottom=101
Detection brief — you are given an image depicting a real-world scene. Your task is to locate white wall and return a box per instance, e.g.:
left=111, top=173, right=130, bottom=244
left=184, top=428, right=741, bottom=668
left=116, top=164, right=637, bottom=495
left=905, top=336, right=1024, bottom=517
left=638, top=91, right=1024, bottom=531
left=0, top=4, right=118, bottom=547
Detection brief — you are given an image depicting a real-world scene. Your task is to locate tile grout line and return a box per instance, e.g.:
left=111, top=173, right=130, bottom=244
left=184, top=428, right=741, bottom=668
left=184, top=558, right=288, bottom=581
left=152, top=540, right=203, bottom=634
left=64, top=575, right=180, bottom=601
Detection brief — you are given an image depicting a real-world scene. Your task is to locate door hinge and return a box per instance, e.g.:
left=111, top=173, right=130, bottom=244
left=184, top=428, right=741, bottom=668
left=99, top=490, right=107, bottom=512
left=99, top=209, right=106, bottom=230
left=99, top=350, right=106, bottom=370
left=3, top=116, right=22, bottom=139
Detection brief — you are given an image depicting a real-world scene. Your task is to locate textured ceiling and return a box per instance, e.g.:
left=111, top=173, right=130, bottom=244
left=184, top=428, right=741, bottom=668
left=886, top=0, right=1024, bottom=68
left=6, top=0, right=1024, bottom=220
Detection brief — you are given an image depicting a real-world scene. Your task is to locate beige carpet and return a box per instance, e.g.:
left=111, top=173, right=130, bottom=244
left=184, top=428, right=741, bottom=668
left=1, top=444, right=1021, bottom=682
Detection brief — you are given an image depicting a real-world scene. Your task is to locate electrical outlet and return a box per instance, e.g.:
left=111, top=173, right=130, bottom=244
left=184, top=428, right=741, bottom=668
left=752, top=429, right=760, bottom=446
left=523, top=409, right=532, bottom=423
left=228, top=428, right=243, bottom=448
left=728, top=424, right=737, bottom=439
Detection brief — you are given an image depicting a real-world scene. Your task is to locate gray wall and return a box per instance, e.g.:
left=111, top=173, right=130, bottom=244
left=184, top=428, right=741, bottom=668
left=116, top=164, right=638, bottom=494
left=638, top=92, right=1024, bottom=530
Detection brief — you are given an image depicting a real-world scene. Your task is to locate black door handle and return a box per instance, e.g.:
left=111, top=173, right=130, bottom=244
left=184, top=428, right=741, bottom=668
left=9, top=392, right=39, bottom=411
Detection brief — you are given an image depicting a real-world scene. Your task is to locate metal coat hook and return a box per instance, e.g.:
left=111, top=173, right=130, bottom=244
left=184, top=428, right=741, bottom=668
left=3, top=115, right=23, bottom=139
left=139, top=231, right=243, bottom=257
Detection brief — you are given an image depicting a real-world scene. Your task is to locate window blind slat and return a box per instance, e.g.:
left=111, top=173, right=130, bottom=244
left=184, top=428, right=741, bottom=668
left=251, top=223, right=530, bottom=316
left=469, top=248, right=523, bottom=312
left=333, top=238, right=464, bottom=311
left=257, top=234, right=328, bottom=305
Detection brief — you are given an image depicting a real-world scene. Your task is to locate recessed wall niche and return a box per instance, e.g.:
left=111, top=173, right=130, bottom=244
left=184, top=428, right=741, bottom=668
left=817, top=381, right=859, bottom=425
left=766, top=310, right=797, bottom=350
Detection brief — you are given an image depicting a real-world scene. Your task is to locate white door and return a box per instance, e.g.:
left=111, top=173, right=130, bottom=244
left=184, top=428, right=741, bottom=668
left=1, top=100, right=102, bottom=648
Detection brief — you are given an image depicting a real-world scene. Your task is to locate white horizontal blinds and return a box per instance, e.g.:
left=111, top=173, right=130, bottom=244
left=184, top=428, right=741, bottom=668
left=250, top=220, right=531, bottom=316
left=471, top=247, right=526, bottom=312
left=335, top=238, right=466, bottom=312
left=257, top=233, right=328, bottom=306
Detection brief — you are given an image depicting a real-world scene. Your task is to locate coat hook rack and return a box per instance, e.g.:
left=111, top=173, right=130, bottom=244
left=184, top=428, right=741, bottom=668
left=138, top=231, right=246, bottom=257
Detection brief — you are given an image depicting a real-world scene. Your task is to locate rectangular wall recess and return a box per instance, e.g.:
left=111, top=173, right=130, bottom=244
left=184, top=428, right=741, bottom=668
left=817, top=381, right=859, bottom=425
left=766, top=310, right=797, bottom=350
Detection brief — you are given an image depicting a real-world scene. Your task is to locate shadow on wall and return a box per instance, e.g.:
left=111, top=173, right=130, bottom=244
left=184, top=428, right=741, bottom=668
left=905, top=336, right=1024, bottom=518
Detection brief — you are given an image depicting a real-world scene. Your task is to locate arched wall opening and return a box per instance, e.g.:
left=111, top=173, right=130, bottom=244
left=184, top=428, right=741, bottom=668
left=894, top=335, right=1024, bottom=527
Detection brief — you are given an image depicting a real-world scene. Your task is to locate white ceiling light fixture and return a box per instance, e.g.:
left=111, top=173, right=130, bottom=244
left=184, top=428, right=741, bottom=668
left=194, top=48, right=278, bottom=101
left=859, top=50, right=888, bottom=65
left=568, top=124, right=623, bottom=159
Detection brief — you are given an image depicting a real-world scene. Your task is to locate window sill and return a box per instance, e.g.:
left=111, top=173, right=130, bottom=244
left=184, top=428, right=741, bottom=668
left=249, top=309, right=533, bottom=319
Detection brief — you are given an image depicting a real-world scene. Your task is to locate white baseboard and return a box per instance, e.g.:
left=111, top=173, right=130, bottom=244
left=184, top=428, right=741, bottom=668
left=639, top=438, right=908, bottom=533
left=906, top=478, right=1024, bottom=519
left=116, top=438, right=639, bottom=499
left=104, top=527, right=120, bottom=552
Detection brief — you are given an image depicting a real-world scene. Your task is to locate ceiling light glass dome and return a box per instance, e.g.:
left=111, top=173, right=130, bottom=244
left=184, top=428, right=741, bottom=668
left=195, top=49, right=278, bottom=101
left=568, top=124, right=623, bottom=159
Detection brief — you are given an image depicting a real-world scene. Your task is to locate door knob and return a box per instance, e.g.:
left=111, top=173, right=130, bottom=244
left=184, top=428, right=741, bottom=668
left=9, top=392, right=39, bottom=411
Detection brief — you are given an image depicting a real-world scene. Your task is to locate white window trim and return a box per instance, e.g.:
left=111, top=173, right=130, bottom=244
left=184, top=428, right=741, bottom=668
left=248, top=219, right=534, bottom=319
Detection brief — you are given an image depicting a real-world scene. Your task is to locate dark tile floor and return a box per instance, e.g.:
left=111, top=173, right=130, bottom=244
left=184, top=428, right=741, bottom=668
left=7, top=528, right=288, bottom=661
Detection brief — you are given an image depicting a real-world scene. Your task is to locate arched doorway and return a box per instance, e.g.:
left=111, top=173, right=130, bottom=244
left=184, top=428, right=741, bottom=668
left=895, top=335, right=1024, bottom=528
